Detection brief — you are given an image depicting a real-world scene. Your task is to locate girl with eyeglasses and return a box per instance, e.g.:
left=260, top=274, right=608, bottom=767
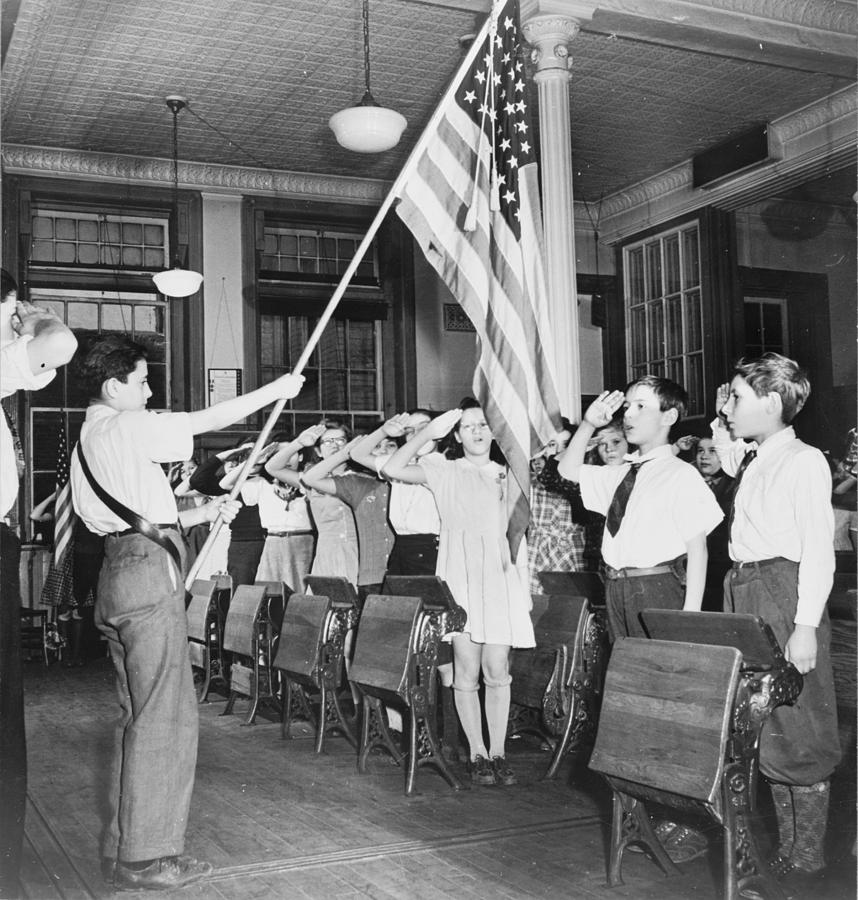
left=383, top=398, right=534, bottom=788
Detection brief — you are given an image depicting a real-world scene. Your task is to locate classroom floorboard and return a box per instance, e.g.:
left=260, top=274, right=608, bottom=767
left=18, top=627, right=856, bottom=900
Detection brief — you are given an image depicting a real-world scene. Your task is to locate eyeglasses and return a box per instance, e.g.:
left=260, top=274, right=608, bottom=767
left=320, top=436, right=347, bottom=446
left=459, top=422, right=490, bottom=433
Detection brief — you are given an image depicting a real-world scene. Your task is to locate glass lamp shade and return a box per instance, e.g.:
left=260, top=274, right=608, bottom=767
left=329, top=104, right=407, bottom=153
left=152, top=267, right=203, bottom=298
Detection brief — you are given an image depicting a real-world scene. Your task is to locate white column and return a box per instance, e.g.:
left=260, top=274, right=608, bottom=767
left=522, top=8, right=592, bottom=422
left=201, top=193, right=244, bottom=372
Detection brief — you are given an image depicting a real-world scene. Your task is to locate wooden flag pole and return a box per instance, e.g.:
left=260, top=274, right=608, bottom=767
left=185, top=4, right=500, bottom=590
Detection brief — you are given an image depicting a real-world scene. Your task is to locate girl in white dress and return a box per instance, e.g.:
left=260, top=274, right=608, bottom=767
left=383, top=400, right=534, bottom=787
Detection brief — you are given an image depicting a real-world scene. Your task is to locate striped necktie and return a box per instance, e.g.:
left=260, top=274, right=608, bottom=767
left=605, top=461, right=646, bottom=537
left=728, top=449, right=757, bottom=535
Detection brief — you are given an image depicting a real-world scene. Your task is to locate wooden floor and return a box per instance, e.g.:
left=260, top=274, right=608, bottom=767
left=19, top=631, right=857, bottom=900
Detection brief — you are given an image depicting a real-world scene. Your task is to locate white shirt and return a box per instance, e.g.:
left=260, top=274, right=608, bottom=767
left=71, top=404, right=193, bottom=534
left=579, top=443, right=723, bottom=570
left=711, top=420, right=834, bottom=627
left=243, top=478, right=312, bottom=533
left=378, top=451, right=442, bottom=535
left=1, top=335, right=55, bottom=517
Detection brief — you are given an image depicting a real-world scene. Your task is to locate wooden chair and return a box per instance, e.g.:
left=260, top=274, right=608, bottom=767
left=507, top=571, right=609, bottom=778
left=590, top=627, right=798, bottom=900
left=186, top=574, right=232, bottom=702
left=350, top=578, right=466, bottom=795
left=221, top=581, right=285, bottom=725
left=273, top=578, right=359, bottom=753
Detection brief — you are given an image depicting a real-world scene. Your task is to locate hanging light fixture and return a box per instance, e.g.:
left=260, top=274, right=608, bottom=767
left=328, top=0, right=406, bottom=153
left=152, top=95, right=203, bottom=298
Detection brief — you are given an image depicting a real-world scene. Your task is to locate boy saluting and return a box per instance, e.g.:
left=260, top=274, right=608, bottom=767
left=70, top=335, right=303, bottom=892
left=715, top=353, right=839, bottom=892
left=558, top=376, right=723, bottom=641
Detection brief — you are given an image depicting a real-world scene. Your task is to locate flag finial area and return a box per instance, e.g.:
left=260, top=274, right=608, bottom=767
left=396, top=0, right=563, bottom=556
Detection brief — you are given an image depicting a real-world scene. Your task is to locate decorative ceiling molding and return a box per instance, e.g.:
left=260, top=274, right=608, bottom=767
left=597, top=85, right=857, bottom=243
left=0, top=145, right=388, bottom=205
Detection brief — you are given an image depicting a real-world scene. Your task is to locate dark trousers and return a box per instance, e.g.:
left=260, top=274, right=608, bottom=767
left=227, top=538, right=265, bottom=588
left=603, top=571, right=684, bottom=640
left=0, top=523, right=25, bottom=898
left=724, top=560, right=841, bottom=785
left=96, top=531, right=197, bottom=862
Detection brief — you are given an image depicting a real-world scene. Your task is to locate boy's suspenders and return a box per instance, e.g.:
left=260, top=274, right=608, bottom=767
left=75, top=443, right=182, bottom=571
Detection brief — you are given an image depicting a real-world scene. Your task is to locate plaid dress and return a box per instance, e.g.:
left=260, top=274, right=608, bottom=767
left=527, top=458, right=588, bottom=594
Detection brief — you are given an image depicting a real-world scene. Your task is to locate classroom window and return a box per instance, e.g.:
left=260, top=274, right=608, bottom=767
left=624, top=223, right=704, bottom=415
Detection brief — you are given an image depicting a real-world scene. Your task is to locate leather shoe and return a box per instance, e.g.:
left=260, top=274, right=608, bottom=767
left=114, top=855, right=212, bottom=891
left=100, top=857, right=116, bottom=885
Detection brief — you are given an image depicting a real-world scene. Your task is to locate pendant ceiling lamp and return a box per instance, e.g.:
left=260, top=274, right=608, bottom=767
left=152, top=95, right=203, bottom=298
left=328, top=0, right=406, bottom=153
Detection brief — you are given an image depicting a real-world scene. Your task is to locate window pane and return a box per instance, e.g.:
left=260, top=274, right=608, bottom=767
left=645, top=241, right=661, bottom=300
left=664, top=235, right=680, bottom=295
left=762, top=303, right=784, bottom=352
left=629, top=306, right=646, bottom=365
left=321, top=370, right=346, bottom=411
left=744, top=303, right=762, bottom=346
left=291, top=368, right=319, bottom=410
left=683, top=227, right=700, bottom=288
left=348, top=321, right=375, bottom=368
left=318, top=321, right=346, bottom=369
left=685, top=290, right=702, bottom=351
left=646, top=300, right=664, bottom=361
left=686, top=353, right=704, bottom=416
left=134, top=305, right=164, bottom=334
left=665, top=296, right=682, bottom=356
left=628, top=248, right=644, bottom=303
left=666, top=357, right=683, bottom=385
left=349, top=371, right=376, bottom=410
left=102, top=303, right=134, bottom=332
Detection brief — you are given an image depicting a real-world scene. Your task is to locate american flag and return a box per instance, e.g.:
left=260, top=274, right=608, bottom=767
left=395, top=0, right=562, bottom=555
left=40, top=421, right=76, bottom=608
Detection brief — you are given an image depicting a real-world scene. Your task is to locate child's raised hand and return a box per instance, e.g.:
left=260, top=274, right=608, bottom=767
left=674, top=435, right=698, bottom=453
left=583, top=391, right=624, bottom=429
left=424, top=408, right=462, bottom=440
left=382, top=412, right=410, bottom=438
left=715, top=383, right=730, bottom=419
left=296, top=423, right=326, bottom=447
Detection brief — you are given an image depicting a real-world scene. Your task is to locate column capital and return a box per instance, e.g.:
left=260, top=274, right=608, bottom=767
left=521, top=4, right=595, bottom=74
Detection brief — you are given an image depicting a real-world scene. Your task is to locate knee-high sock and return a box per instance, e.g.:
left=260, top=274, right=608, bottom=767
left=440, top=686, right=460, bottom=752
left=453, top=687, right=486, bottom=760
left=791, top=781, right=830, bottom=872
left=769, top=782, right=795, bottom=858
left=484, top=682, right=510, bottom=759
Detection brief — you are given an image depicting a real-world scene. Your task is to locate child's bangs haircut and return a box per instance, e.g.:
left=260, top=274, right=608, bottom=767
left=734, top=352, right=810, bottom=424
left=628, top=374, right=688, bottom=420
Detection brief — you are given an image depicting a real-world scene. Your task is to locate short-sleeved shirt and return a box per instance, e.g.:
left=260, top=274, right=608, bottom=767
left=1, top=335, right=55, bottom=517
left=578, top=444, right=723, bottom=570
left=71, top=404, right=193, bottom=534
left=334, top=473, right=394, bottom=586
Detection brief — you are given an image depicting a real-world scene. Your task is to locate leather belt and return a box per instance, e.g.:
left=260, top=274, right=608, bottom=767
left=602, top=564, right=675, bottom=580
left=268, top=530, right=313, bottom=537
left=731, top=556, right=791, bottom=570
left=110, top=523, right=178, bottom=538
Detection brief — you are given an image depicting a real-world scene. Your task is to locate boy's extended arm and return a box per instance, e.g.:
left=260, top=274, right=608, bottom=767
left=301, top=440, right=359, bottom=495
left=382, top=409, right=460, bottom=484
left=187, top=374, right=303, bottom=436
left=682, top=531, right=708, bottom=612
left=350, top=414, right=409, bottom=471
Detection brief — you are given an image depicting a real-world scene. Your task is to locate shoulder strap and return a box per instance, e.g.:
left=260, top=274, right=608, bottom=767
left=75, top=443, right=182, bottom=572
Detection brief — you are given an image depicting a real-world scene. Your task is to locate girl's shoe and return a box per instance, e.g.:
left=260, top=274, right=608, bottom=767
left=468, top=755, right=496, bottom=786
left=491, top=756, right=517, bottom=786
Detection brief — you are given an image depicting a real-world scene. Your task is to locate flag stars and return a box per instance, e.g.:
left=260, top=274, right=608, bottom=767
left=520, top=140, right=530, bottom=154
left=515, top=78, right=525, bottom=93
left=493, top=72, right=502, bottom=86
left=500, top=137, right=511, bottom=151
left=516, top=120, right=528, bottom=134
left=516, top=99, right=525, bottom=113
left=503, top=189, right=516, bottom=205
left=475, top=69, right=486, bottom=84
left=504, top=15, right=513, bottom=29
left=464, top=90, right=477, bottom=104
